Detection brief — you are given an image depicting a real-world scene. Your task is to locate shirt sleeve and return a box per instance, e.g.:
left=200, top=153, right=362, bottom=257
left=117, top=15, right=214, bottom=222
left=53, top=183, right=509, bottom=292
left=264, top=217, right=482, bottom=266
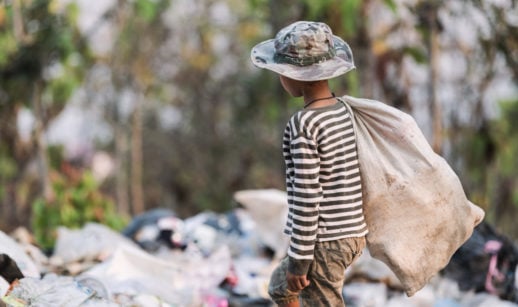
left=287, top=133, right=322, bottom=276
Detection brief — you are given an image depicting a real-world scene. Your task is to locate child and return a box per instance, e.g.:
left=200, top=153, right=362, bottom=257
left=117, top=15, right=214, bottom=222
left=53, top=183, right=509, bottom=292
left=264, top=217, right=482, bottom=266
left=250, top=21, right=368, bottom=306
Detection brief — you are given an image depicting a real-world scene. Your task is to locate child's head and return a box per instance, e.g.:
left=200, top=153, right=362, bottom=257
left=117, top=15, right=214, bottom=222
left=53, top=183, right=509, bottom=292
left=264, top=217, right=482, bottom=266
left=250, top=21, right=355, bottom=82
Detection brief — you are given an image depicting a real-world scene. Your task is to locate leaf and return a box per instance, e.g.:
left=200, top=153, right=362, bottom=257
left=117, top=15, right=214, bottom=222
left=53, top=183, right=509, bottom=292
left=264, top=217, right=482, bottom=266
left=383, top=0, right=398, bottom=14
left=340, top=0, right=361, bottom=36
left=0, top=153, right=17, bottom=179
left=48, top=76, right=77, bottom=104
left=0, top=32, right=19, bottom=66
left=403, top=46, right=427, bottom=64
left=135, top=0, right=158, bottom=23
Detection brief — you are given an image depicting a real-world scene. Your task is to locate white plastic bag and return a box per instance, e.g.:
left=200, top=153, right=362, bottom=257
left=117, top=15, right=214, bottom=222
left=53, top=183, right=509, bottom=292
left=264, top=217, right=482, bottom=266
left=1, top=274, right=116, bottom=307
left=340, top=95, right=485, bottom=296
left=0, top=231, right=40, bottom=279
left=233, top=189, right=290, bottom=259
left=52, top=223, right=139, bottom=264
left=82, top=243, right=232, bottom=306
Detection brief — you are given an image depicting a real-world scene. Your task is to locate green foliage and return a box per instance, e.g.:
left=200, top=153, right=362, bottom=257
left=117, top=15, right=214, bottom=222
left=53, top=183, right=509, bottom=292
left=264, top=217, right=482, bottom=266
left=452, top=98, right=518, bottom=236
left=135, top=0, right=159, bottom=22
left=403, top=46, right=427, bottom=64
left=492, top=99, right=518, bottom=178
left=247, top=0, right=269, bottom=11
left=383, top=0, right=398, bottom=14
left=0, top=148, right=17, bottom=200
left=0, top=0, right=90, bottom=106
left=0, top=148, right=17, bottom=180
left=47, top=145, right=64, bottom=170
left=346, top=70, right=360, bottom=96
left=45, top=58, right=82, bottom=105
left=0, top=31, right=17, bottom=66
left=340, top=0, right=361, bottom=36
left=303, top=0, right=334, bottom=18
left=301, top=0, right=361, bottom=36
left=31, top=171, right=128, bottom=250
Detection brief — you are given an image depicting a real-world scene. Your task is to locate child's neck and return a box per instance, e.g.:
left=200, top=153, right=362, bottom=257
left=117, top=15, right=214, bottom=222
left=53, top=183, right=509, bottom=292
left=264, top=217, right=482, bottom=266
left=303, top=87, right=336, bottom=109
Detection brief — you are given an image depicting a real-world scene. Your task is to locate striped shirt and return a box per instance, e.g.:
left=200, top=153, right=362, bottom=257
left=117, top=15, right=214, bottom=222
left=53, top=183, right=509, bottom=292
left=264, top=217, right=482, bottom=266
left=283, top=100, right=368, bottom=275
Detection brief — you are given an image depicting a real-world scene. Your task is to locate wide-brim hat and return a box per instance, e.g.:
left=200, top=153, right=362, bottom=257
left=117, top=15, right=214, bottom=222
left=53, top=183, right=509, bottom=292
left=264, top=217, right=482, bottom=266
left=250, top=21, right=355, bottom=81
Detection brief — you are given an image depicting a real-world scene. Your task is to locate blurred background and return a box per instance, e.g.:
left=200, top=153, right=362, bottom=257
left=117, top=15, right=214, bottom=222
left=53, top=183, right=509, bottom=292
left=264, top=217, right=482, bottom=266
left=0, top=0, right=517, bottom=249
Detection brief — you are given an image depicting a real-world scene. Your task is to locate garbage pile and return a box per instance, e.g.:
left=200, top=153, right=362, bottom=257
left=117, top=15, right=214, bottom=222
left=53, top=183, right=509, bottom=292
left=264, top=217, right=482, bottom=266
left=1, top=189, right=518, bottom=306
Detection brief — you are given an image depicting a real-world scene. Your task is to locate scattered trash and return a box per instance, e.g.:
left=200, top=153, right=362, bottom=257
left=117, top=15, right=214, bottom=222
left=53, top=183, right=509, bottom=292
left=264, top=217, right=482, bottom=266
left=233, top=189, right=289, bottom=259
left=441, top=221, right=518, bottom=302
left=122, top=208, right=185, bottom=252
left=49, top=223, right=140, bottom=276
left=0, top=189, right=517, bottom=306
left=0, top=254, right=24, bottom=284
left=345, top=248, right=402, bottom=290
left=2, top=274, right=116, bottom=307
left=81, top=243, right=232, bottom=306
left=0, top=231, right=40, bottom=279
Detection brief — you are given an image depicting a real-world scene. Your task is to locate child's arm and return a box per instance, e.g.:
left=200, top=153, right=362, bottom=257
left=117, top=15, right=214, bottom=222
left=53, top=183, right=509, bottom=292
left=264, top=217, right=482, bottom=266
left=286, top=134, right=322, bottom=278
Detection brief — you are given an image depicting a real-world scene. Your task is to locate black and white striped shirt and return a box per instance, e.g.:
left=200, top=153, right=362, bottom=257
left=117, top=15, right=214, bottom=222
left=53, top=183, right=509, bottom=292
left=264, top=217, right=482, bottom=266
left=283, top=100, right=368, bottom=274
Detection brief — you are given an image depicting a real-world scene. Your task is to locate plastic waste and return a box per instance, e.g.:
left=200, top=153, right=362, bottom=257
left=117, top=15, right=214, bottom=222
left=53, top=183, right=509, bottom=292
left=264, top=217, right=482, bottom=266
left=0, top=277, right=10, bottom=297
left=1, top=274, right=117, bottom=307
left=0, top=254, right=24, bottom=284
left=233, top=189, right=290, bottom=259
left=460, top=292, right=518, bottom=307
left=230, top=255, right=272, bottom=299
left=122, top=208, right=184, bottom=252
left=441, top=221, right=518, bottom=301
left=0, top=231, right=40, bottom=279
left=345, top=248, right=401, bottom=289
left=343, top=282, right=388, bottom=307
left=52, top=223, right=139, bottom=265
left=81, top=243, right=232, bottom=305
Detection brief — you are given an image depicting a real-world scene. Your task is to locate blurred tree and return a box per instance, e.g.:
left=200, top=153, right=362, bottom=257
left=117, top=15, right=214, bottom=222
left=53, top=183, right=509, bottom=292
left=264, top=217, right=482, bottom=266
left=0, top=0, right=90, bottom=230
left=489, top=99, right=518, bottom=234
left=415, top=0, right=443, bottom=153
left=144, top=0, right=292, bottom=216
left=2, top=0, right=517, bottom=241
left=111, top=0, right=170, bottom=216
left=450, top=0, right=518, bottom=235
left=81, top=0, right=170, bottom=216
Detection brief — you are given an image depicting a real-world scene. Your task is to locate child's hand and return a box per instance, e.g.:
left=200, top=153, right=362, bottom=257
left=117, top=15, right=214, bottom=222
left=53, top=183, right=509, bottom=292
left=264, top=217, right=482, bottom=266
left=286, top=271, right=310, bottom=292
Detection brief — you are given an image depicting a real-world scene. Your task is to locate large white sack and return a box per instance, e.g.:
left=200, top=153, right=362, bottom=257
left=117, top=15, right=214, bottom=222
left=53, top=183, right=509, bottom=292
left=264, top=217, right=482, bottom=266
left=81, top=244, right=232, bottom=306
left=52, top=223, right=139, bottom=264
left=341, top=95, right=485, bottom=296
left=233, top=189, right=290, bottom=259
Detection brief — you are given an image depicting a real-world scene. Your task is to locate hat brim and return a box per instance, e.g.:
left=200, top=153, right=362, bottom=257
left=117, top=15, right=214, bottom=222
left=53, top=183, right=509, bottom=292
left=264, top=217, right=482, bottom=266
left=250, top=36, right=355, bottom=81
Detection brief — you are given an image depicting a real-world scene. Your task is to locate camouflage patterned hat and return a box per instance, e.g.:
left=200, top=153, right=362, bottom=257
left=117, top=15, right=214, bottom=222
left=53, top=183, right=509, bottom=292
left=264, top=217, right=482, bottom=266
left=250, top=21, right=355, bottom=81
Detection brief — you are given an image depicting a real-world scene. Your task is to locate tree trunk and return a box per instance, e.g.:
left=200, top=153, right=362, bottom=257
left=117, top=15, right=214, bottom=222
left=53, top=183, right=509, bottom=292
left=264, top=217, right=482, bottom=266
left=426, top=3, right=443, bottom=154
left=131, top=91, right=145, bottom=215
left=32, top=80, right=53, bottom=203
left=114, top=121, right=130, bottom=215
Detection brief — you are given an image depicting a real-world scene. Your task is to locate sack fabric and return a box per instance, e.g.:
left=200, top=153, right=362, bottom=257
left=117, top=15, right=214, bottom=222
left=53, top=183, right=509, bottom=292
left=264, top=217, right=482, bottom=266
left=340, top=95, right=485, bottom=296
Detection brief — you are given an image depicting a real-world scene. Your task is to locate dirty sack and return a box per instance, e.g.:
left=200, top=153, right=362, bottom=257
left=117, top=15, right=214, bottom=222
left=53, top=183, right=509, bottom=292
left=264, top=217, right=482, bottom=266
left=340, top=95, right=485, bottom=296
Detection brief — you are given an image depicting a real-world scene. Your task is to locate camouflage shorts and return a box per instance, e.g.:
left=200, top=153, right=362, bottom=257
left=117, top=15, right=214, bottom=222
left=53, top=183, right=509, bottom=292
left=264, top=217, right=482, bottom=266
left=268, top=236, right=365, bottom=306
